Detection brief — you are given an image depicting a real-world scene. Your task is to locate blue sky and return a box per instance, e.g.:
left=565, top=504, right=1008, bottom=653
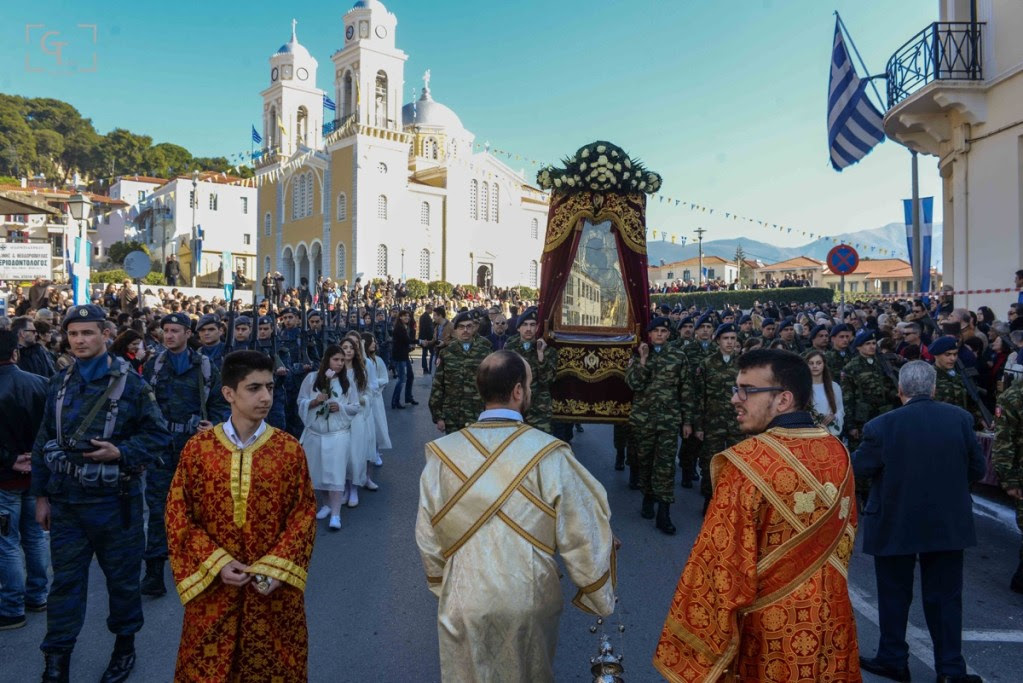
left=3, top=0, right=941, bottom=249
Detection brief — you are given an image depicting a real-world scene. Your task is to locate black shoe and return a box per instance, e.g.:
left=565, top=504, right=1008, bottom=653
left=936, top=675, right=982, bottom=683
left=1010, top=559, right=1023, bottom=594
left=641, top=495, right=655, bottom=519
left=41, top=653, right=70, bottom=683
left=100, top=647, right=136, bottom=683
left=656, top=502, right=677, bottom=535
left=0, top=614, right=26, bottom=630
left=140, top=559, right=166, bottom=597
left=25, top=601, right=47, bottom=612
left=614, top=449, right=625, bottom=471
left=628, top=467, right=641, bottom=490
left=858, top=656, right=911, bottom=682
left=392, top=404, right=405, bottom=410
left=407, top=399, right=419, bottom=405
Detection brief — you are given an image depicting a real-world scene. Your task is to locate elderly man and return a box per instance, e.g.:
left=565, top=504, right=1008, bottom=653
left=853, top=361, right=985, bottom=683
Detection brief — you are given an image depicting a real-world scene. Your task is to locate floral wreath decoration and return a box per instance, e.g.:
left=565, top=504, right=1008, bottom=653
left=536, top=141, right=662, bottom=195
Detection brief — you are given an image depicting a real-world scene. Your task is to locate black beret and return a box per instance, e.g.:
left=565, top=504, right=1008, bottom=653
left=852, top=329, right=877, bottom=348
left=62, top=305, right=106, bottom=330
left=761, top=317, right=776, bottom=327
left=234, top=315, right=253, bottom=327
left=829, top=323, right=852, bottom=337
left=714, top=323, right=738, bottom=339
left=647, top=316, right=671, bottom=332
left=516, top=307, right=538, bottom=327
left=257, top=315, right=274, bottom=327
left=809, top=324, right=829, bottom=340
left=928, top=336, right=958, bottom=356
left=452, top=311, right=473, bottom=326
left=196, top=314, right=220, bottom=330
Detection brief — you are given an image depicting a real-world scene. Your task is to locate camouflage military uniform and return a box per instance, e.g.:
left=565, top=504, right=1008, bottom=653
left=677, top=341, right=715, bottom=483
left=429, top=337, right=491, bottom=434
left=199, top=341, right=226, bottom=369
left=935, top=367, right=970, bottom=411
left=30, top=355, right=171, bottom=654
left=779, top=340, right=802, bottom=354
left=825, top=348, right=853, bottom=378
left=992, top=381, right=1023, bottom=587
left=693, top=351, right=744, bottom=499
left=504, top=337, right=558, bottom=434
left=141, top=349, right=229, bottom=564
left=626, top=345, right=690, bottom=504
left=841, top=353, right=899, bottom=503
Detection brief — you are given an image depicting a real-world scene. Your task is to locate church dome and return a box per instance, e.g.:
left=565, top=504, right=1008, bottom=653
left=351, top=0, right=387, bottom=8
left=402, top=82, right=464, bottom=131
left=275, top=21, right=311, bottom=60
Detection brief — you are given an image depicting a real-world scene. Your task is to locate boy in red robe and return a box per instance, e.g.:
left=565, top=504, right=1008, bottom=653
left=166, top=350, right=316, bottom=682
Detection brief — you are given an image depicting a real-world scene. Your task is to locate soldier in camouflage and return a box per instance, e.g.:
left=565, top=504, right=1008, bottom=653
left=504, top=307, right=557, bottom=434
left=31, top=305, right=171, bottom=683
left=776, top=318, right=802, bottom=354
left=930, top=336, right=971, bottom=411
left=676, top=313, right=716, bottom=488
left=841, top=329, right=899, bottom=506
left=693, top=323, right=745, bottom=513
left=805, top=323, right=831, bottom=356
left=737, top=314, right=755, bottom=346
left=226, top=315, right=254, bottom=353
left=626, top=317, right=690, bottom=535
left=758, top=317, right=778, bottom=344
left=139, top=313, right=230, bottom=598
left=196, top=313, right=226, bottom=369
left=825, top=323, right=855, bottom=377
left=671, top=315, right=695, bottom=350
left=992, top=378, right=1023, bottom=593
left=429, top=311, right=491, bottom=434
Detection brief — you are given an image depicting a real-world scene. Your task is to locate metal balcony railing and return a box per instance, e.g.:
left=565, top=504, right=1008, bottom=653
left=886, top=22, right=984, bottom=109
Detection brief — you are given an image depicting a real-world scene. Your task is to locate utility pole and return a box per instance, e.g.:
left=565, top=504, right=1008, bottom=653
left=695, top=227, right=706, bottom=288
left=911, top=151, right=922, bottom=294
left=191, top=170, right=199, bottom=288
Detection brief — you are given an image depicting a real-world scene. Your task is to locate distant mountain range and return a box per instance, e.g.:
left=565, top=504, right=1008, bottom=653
left=647, top=222, right=943, bottom=270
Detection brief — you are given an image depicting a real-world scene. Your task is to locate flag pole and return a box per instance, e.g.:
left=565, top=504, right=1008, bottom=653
left=911, top=151, right=923, bottom=294
left=834, top=11, right=886, bottom=109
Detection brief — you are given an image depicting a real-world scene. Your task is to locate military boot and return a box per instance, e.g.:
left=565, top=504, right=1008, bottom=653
left=656, top=502, right=677, bottom=535
left=614, top=448, right=625, bottom=471
left=140, top=559, right=166, bottom=597
left=100, top=635, right=135, bottom=683
left=41, top=653, right=70, bottom=683
left=1011, top=556, right=1023, bottom=595
left=641, top=495, right=655, bottom=519
left=628, top=467, right=641, bottom=490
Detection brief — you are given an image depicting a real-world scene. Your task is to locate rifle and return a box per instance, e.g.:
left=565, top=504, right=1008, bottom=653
left=955, top=358, right=994, bottom=428
left=299, top=297, right=311, bottom=365
left=226, top=297, right=236, bottom=353
left=876, top=351, right=899, bottom=386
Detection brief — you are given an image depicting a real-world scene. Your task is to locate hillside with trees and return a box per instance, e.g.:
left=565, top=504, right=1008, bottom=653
left=0, top=94, right=253, bottom=187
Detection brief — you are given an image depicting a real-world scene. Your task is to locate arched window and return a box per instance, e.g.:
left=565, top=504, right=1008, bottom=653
left=268, top=106, right=278, bottom=149
left=481, top=182, right=489, bottom=222
left=291, top=178, right=301, bottom=220
left=490, top=184, right=499, bottom=223
left=336, top=192, right=347, bottom=221
left=296, top=106, right=308, bottom=147
left=336, top=242, right=346, bottom=279
left=264, top=212, right=272, bottom=236
left=264, top=256, right=271, bottom=279
left=419, top=249, right=430, bottom=279
left=375, top=70, right=388, bottom=127
left=420, top=201, right=430, bottom=226
left=343, top=71, right=353, bottom=117
left=469, top=180, right=478, bottom=220
left=376, top=244, right=388, bottom=276
left=530, top=217, right=539, bottom=239
left=423, top=137, right=438, bottom=159
left=529, top=260, right=538, bottom=287
left=377, top=194, right=388, bottom=220
left=305, top=173, right=314, bottom=217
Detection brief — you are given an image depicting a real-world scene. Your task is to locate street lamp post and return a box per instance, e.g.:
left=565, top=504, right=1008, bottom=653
left=400, top=248, right=405, bottom=281
left=67, top=193, right=93, bottom=305
left=191, top=170, right=199, bottom=287
left=694, top=227, right=706, bottom=288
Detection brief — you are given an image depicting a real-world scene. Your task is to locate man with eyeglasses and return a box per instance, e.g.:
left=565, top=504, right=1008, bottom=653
left=429, top=311, right=490, bottom=435
left=486, top=315, right=511, bottom=351
left=654, top=349, right=860, bottom=682
left=898, top=322, right=932, bottom=361
left=11, top=316, right=55, bottom=379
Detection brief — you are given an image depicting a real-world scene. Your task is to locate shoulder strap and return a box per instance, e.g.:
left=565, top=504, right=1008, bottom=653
left=150, top=350, right=167, bottom=389
left=67, top=359, right=129, bottom=445
left=199, top=354, right=212, bottom=421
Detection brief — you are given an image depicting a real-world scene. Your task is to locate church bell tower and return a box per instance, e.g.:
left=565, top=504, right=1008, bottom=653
left=261, top=19, right=323, bottom=157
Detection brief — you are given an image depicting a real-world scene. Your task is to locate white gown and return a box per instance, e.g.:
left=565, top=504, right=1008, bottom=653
left=297, top=373, right=356, bottom=492
left=347, top=368, right=370, bottom=486
left=368, top=355, right=392, bottom=453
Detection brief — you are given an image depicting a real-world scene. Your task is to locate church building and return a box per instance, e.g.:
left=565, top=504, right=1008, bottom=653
left=255, top=0, right=549, bottom=291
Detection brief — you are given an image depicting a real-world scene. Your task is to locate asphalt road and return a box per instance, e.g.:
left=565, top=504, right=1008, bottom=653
left=2, top=367, right=1022, bottom=682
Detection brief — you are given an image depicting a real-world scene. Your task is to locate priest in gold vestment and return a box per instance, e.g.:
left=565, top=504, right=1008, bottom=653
left=416, top=350, right=617, bottom=683
left=167, top=351, right=317, bottom=682
left=654, top=349, right=861, bottom=682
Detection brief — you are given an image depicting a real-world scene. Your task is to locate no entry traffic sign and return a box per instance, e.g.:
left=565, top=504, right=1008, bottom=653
left=827, top=244, right=860, bottom=275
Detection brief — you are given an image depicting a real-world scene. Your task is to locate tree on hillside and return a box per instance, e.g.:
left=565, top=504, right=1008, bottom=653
left=734, top=246, right=754, bottom=287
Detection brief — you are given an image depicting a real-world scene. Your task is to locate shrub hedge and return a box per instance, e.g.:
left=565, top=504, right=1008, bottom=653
left=651, top=287, right=835, bottom=310
left=91, top=269, right=166, bottom=286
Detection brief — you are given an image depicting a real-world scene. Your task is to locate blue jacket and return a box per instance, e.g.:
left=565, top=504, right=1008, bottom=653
left=852, top=396, right=986, bottom=556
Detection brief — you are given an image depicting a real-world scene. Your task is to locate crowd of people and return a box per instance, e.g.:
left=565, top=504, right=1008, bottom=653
left=2, top=266, right=1022, bottom=682
left=649, top=274, right=815, bottom=293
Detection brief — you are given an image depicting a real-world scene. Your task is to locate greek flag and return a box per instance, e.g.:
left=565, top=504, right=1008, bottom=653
left=323, top=93, right=337, bottom=111
left=251, top=126, right=262, bottom=144
left=828, top=19, right=885, bottom=171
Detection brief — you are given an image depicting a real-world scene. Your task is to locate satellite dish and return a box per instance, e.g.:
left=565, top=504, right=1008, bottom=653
left=123, top=250, right=151, bottom=279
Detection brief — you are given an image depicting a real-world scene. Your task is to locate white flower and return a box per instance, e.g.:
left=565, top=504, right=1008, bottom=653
left=614, top=163, right=622, bottom=171
left=580, top=162, right=587, bottom=171
left=597, top=145, right=606, bottom=153
left=611, top=150, right=619, bottom=157
left=623, top=171, right=630, bottom=179
left=554, top=178, right=562, bottom=187
left=639, top=181, right=646, bottom=189
left=624, top=159, right=632, bottom=169
left=565, top=177, right=575, bottom=186
left=590, top=182, right=598, bottom=189
left=606, top=172, right=616, bottom=183
left=581, top=149, right=590, bottom=158
left=325, top=369, right=336, bottom=378
left=597, top=155, right=608, bottom=166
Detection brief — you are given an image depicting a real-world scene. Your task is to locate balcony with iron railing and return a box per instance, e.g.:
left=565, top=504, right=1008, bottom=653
left=886, top=22, right=985, bottom=109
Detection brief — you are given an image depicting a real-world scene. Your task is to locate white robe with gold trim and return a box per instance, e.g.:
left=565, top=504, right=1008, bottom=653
left=415, top=420, right=616, bottom=683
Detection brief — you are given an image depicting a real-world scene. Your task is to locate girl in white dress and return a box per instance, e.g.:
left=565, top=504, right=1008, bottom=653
left=362, top=332, right=392, bottom=479
left=297, top=344, right=362, bottom=531
left=339, top=337, right=370, bottom=507
left=806, top=350, right=845, bottom=438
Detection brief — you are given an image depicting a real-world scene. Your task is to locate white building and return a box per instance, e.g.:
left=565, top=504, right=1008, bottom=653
left=883, top=1, right=1023, bottom=311
left=255, top=1, right=549, bottom=291
left=104, top=175, right=166, bottom=261
left=138, top=173, right=258, bottom=285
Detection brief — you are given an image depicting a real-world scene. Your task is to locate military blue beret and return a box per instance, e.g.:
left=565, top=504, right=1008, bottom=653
left=720, top=310, right=734, bottom=319
left=714, top=323, right=738, bottom=339
left=516, top=307, right=538, bottom=327
left=778, top=318, right=795, bottom=331
left=738, top=314, right=752, bottom=324
left=852, top=329, right=877, bottom=348
left=196, top=314, right=220, bottom=330
left=306, top=309, right=322, bottom=320
left=257, top=315, right=274, bottom=327
left=829, top=323, right=852, bottom=337
left=658, top=304, right=671, bottom=315
left=234, top=315, right=253, bottom=327
left=928, top=336, right=958, bottom=356
left=452, top=310, right=473, bottom=326
left=809, top=324, right=829, bottom=340
left=62, top=304, right=106, bottom=329
left=679, top=316, right=694, bottom=326
left=161, top=312, right=191, bottom=329
left=648, top=316, right=671, bottom=332
left=282, top=306, right=300, bottom=317
left=672, top=304, right=685, bottom=313
left=696, top=313, right=714, bottom=328
left=761, top=317, right=776, bottom=327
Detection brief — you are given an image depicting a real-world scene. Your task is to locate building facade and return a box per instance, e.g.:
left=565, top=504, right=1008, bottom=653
left=648, top=255, right=738, bottom=287
left=255, top=0, right=549, bottom=292
left=883, top=0, right=1023, bottom=311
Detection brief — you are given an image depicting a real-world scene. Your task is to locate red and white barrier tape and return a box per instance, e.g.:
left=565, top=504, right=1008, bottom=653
left=855, top=287, right=1021, bottom=299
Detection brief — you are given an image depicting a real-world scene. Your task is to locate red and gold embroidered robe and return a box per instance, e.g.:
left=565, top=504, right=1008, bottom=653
left=166, top=425, right=316, bottom=683
left=654, top=426, right=860, bottom=682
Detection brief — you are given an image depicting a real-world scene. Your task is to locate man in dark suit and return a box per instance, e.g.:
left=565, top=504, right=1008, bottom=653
left=853, top=360, right=986, bottom=683
left=417, top=306, right=434, bottom=375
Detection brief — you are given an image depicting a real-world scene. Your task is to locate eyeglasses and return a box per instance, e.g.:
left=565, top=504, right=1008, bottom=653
left=731, top=385, right=785, bottom=401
